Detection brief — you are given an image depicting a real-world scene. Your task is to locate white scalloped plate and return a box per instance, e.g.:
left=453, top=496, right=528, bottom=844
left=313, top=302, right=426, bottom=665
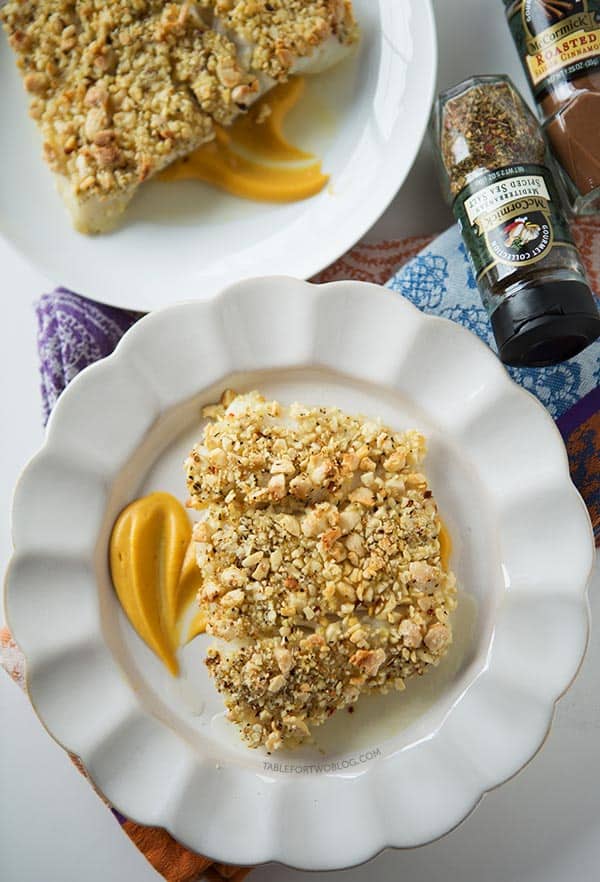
left=0, top=0, right=436, bottom=310
left=5, top=278, right=594, bottom=871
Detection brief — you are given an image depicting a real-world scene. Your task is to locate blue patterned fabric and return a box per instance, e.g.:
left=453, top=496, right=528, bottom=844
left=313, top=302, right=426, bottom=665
left=387, top=226, right=600, bottom=420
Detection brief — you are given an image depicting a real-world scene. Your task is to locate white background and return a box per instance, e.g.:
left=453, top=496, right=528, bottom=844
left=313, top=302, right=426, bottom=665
left=1, top=1, right=599, bottom=881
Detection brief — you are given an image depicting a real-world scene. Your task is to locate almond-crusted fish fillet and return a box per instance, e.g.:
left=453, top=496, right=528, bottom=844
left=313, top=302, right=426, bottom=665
left=1, top=0, right=359, bottom=234
left=187, top=391, right=457, bottom=751
left=1, top=1, right=261, bottom=233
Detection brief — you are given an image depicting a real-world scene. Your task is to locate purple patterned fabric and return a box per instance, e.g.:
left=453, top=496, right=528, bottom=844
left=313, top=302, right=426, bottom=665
left=36, top=288, right=142, bottom=424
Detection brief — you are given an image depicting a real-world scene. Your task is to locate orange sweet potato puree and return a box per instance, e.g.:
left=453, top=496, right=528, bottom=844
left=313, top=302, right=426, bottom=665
left=439, top=521, right=452, bottom=571
left=159, top=78, right=329, bottom=202
left=110, top=492, right=204, bottom=676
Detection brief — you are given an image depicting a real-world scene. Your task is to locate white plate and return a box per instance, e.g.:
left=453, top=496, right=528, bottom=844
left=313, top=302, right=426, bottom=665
left=5, top=278, right=593, bottom=870
left=0, top=0, right=436, bottom=310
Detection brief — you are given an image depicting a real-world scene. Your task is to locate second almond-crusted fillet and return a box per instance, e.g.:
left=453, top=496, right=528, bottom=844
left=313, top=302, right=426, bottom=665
left=0, top=1, right=258, bottom=233
left=1, top=0, right=359, bottom=234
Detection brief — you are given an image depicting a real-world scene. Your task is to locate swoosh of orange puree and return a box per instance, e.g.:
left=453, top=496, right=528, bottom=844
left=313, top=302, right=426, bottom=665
left=110, top=492, right=204, bottom=676
left=439, top=521, right=452, bottom=571
left=159, top=77, right=329, bottom=202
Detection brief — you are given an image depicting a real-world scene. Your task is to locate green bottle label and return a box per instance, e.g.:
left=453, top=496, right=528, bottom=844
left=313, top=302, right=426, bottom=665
left=506, top=0, right=600, bottom=99
left=453, top=163, right=575, bottom=315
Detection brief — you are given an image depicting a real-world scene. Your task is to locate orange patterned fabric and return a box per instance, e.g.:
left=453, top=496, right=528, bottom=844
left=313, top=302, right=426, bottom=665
left=312, top=236, right=433, bottom=285
left=573, top=219, right=600, bottom=295
left=122, top=823, right=214, bottom=882
left=122, top=821, right=251, bottom=882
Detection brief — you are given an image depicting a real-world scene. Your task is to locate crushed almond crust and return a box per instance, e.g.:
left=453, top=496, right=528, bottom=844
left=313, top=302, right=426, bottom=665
left=1, top=2, right=255, bottom=214
left=203, top=0, right=359, bottom=80
left=186, top=391, right=458, bottom=752
left=1, top=1, right=358, bottom=231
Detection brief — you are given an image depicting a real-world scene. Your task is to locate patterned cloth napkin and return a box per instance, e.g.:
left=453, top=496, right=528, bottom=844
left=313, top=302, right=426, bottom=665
left=2, top=220, right=599, bottom=882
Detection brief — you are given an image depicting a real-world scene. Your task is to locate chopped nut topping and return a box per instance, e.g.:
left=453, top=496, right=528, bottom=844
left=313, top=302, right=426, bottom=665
left=190, top=392, right=458, bottom=750
left=188, top=391, right=428, bottom=510
left=202, top=0, right=358, bottom=80
left=1, top=1, right=253, bottom=215
left=424, top=623, right=450, bottom=653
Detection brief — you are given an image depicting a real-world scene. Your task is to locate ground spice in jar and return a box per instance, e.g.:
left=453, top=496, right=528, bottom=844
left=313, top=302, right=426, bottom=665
left=504, top=0, right=600, bottom=215
left=433, top=74, right=600, bottom=366
left=545, top=87, right=600, bottom=205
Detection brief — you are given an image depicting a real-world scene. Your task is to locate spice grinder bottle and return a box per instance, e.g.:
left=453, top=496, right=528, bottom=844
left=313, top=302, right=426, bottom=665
left=432, top=74, right=600, bottom=367
left=503, top=0, right=600, bottom=216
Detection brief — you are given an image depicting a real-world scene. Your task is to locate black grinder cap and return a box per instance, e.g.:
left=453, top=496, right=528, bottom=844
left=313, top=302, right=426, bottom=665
left=491, top=280, right=600, bottom=367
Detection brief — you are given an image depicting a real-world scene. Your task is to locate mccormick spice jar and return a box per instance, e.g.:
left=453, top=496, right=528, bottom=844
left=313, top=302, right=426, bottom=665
left=504, top=0, right=600, bottom=215
left=433, top=74, right=600, bottom=366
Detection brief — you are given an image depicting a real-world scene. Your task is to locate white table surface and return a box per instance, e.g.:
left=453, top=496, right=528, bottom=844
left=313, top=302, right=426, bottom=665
left=1, top=2, right=599, bottom=880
